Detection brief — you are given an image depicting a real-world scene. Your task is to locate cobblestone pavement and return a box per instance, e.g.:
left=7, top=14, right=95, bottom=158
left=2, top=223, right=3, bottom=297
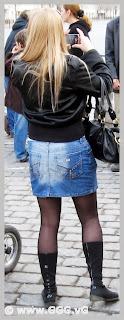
left=4, top=131, right=120, bottom=317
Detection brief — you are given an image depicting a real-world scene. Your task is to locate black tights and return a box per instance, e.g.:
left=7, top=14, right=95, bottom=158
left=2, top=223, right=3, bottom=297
left=37, top=192, right=102, bottom=254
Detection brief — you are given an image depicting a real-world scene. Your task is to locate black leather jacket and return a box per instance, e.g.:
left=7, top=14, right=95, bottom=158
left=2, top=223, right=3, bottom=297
left=13, top=49, right=112, bottom=142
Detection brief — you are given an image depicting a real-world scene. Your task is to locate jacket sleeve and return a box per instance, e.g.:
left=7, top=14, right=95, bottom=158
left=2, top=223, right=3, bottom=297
left=105, top=21, right=118, bottom=79
left=70, top=50, right=113, bottom=97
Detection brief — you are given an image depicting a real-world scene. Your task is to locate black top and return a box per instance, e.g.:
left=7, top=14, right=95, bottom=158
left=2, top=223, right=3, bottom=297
left=69, top=19, right=91, bottom=57
left=13, top=50, right=112, bottom=142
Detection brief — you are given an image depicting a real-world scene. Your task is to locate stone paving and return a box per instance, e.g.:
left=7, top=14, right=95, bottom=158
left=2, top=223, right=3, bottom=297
left=4, top=130, right=120, bottom=317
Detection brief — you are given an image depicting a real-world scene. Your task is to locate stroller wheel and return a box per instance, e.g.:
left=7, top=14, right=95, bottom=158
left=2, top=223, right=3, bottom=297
left=4, top=225, right=22, bottom=274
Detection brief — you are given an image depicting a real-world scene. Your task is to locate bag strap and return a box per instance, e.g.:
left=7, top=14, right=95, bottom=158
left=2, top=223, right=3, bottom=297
left=98, top=77, right=118, bottom=126
left=84, top=78, right=119, bottom=127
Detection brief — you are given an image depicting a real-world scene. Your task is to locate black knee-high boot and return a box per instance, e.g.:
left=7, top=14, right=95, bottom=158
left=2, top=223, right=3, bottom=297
left=83, top=242, right=119, bottom=302
left=38, top=252, right=57, bottom=306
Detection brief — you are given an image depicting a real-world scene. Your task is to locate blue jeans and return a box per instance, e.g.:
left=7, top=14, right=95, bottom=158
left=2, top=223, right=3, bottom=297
left=7, top=108, right=15, bottom=133
left=5, top=76, right=15, bottom=133
left=14, top=113, right=28, bottom=160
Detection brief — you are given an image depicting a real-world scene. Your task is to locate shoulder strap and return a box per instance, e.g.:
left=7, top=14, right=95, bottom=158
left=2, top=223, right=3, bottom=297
left=98, top=77, right=118, bottom=126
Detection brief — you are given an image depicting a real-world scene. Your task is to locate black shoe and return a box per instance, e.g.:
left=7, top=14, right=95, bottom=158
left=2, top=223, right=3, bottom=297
left=90, top=284, right=119, bottom=302
left=10, top=132, right=14, bottom=138
left=20, top=153, right=29, bottom=162
left=111, top=163, right=119, bottom=172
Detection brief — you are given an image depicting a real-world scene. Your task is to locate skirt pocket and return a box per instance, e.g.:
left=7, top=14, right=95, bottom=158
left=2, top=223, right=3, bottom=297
left=55, top=151, right=83, bottom=179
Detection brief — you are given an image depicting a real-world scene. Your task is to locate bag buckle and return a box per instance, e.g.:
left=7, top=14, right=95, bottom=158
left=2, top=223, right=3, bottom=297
left=114, top=135, right=120, bottom=146
left=101, top=117, right=105, bottom=124
left=113, top=118, right=119, bottom=126
left=98, top=114, right=105, bottom=124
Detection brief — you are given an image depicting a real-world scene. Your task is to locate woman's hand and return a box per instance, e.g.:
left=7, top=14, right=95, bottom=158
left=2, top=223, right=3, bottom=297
left=72, top=28, right=94, bottom=52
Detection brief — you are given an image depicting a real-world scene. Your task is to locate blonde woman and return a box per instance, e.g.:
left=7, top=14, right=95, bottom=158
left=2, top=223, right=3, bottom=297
left=13, top=8, right=118, bottom=306
left=61, top=4, right=92, bottom=57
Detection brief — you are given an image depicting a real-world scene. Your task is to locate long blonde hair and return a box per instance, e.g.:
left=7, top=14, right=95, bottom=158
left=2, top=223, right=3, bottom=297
left=20, top=8, right=68, bottom=111
left=63, top=4, right=92, bottom=30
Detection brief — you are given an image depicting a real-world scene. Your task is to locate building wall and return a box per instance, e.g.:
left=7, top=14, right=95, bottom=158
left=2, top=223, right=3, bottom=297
left=4, top=3, right=120, bottom=24
left=81, top=4, right=119, bottom=19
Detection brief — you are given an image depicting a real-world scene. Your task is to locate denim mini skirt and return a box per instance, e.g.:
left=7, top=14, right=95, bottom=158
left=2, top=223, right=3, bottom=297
left=28, top=136, right=98, bottom=198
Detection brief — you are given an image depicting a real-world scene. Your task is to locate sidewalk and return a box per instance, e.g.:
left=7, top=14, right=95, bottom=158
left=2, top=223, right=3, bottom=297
left=4, top=131, right=120, bottom=317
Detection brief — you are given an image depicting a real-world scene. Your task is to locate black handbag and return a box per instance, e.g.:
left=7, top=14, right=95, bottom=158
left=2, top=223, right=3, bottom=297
left=83, top=78, right=120, bottom=163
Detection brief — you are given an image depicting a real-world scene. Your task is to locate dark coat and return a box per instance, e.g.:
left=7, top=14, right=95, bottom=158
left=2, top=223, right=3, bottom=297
left=105, top=16, right=119, bottom=80
left=5, top=16, right=28, bottom=56
left=5, top=53, right=23, bottom=114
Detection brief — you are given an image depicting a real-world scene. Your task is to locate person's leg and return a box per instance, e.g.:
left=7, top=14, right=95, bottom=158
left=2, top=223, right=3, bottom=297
left=7, top=108, right=15, bottom=136
left=5, top=76, right=9, bottom=92
left=37, top=197, right=61, bottom=253
left=72, top=192, right=119, bottom=301
left=37, top=197, right=61, bottom=305
left=73, top=192, right=102, bottom=243
left=4, top=114, right=10, bottom=135
left=5, top=77, right=14, bottom=135
left=14, top=112, right=28, bottom=161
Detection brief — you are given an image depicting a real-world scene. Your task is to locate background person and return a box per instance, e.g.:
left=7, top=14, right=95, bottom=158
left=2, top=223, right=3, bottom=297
left=5, top=10, right=29, bottom=55
left=5, top=10, right=29, bottom=137
left=61, top=4, right=92, bottom=57
left=13, top=8, right=118, bottom=306
left=105, top=16, right=120, bottom=172
left=5, top=29, right=29, bottom=162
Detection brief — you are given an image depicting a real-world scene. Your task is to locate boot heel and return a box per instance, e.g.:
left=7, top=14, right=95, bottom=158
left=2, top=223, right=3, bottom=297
left=42, top=289, right=57, bottom=307
left=90, top=294, right=103, bottom=302
left=90, top=294, right=119, bottom=302
left=43, top=301, right=56, bottom=308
